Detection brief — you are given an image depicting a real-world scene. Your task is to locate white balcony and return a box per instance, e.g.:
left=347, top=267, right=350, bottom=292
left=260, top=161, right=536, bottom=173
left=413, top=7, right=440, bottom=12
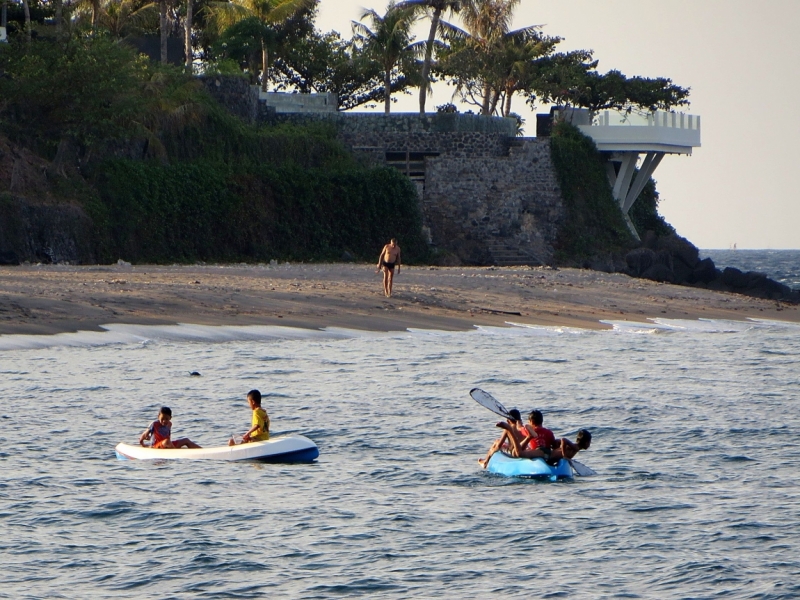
left=577, top=109, right=701, bottom=155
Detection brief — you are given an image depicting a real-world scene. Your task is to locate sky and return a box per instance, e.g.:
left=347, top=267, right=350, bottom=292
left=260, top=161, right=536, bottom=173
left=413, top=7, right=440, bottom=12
left=316, top=0, right=800, bottom=249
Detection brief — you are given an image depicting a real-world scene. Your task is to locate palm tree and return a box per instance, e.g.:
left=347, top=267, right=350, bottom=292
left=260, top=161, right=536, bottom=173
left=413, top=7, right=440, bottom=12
left=396, top=0, right=461, bottom=115
left=439, top=0, right=540, bottom=115
left=351, top=2, right=419, bottom=114
left=159, top=0, right=168, bottom=63
left=185, top=0, right=193, bottom=70
left=99, top=0, right=158, bottom=39
left=209, top=0, right=317, bottom=91
left=21, top=0, right=31, bottom=42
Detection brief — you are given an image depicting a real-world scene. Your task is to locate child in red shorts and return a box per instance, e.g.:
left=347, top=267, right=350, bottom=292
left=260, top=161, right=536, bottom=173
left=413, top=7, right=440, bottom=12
left=139, top=406, right=201, bottom=449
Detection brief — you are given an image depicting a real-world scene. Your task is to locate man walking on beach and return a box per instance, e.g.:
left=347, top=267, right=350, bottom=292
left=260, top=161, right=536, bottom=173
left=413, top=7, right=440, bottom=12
left=377, top=238, right=401, bottom=297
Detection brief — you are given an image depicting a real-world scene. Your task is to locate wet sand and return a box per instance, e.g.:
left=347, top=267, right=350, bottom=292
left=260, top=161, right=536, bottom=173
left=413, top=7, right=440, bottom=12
left=0, top=263, right=798, bottom=336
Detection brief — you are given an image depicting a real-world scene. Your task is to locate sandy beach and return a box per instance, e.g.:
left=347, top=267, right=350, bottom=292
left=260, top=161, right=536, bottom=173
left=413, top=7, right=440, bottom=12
left=0, top=262, right=797, bottom=336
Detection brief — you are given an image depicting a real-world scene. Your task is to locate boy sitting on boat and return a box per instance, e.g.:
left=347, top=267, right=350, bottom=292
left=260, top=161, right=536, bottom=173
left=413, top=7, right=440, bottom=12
left=139, top=406, right=201, bottom=449
left=228, top=389, right=270, bottom=446
left=478, top=409, right=528, bottom=468
left=519, top=410, right=559, bottom=460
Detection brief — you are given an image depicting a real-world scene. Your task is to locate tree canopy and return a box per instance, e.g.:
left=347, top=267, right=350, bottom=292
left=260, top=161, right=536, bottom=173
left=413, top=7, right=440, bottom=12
left=0, top=0, right=690, bottom=117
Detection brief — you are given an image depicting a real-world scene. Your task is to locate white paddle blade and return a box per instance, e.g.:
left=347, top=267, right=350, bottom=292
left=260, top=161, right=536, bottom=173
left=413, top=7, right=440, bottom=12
left=569, top=459, right=596, bottom=477
left=470, top=388, right=511, bottom=419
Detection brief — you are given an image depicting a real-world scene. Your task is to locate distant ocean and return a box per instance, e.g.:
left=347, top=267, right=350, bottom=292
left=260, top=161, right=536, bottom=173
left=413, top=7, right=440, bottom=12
left=702, top=249, right=800, bottom=289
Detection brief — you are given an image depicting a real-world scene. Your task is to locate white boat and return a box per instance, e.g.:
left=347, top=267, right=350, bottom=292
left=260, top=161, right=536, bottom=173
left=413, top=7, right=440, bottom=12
left=115, top=435, right=319, bottom=463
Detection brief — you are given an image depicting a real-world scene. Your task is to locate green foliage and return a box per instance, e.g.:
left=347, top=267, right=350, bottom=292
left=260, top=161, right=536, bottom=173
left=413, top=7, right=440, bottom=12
left=270, top=29, right=399, bottom=110
left=211, top=16, right=265, bottom=80
left=549, top=122, right=633, bottom=261
left=0, top=35, right=152, bottom=153
left=158, top=108, right=351, bottom=168
left=628, top=179, right=676, bottom=237
left=528, top=62, right=691, bottom=114
left=94, top=159, right=429, bottom=263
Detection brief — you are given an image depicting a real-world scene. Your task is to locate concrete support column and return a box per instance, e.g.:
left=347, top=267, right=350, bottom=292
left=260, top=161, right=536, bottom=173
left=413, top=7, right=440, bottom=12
left=605, top=150, right=666, bottom=241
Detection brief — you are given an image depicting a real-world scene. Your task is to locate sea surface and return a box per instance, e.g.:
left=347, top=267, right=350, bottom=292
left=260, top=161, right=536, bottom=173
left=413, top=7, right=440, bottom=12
left=702, top=249, right=800, bottom=289
left=1, top=251, right=800, bottom=599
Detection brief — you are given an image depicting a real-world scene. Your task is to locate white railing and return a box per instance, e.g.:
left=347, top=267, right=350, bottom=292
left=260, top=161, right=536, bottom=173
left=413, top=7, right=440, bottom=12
left=593, top=110, right=701, bottom=132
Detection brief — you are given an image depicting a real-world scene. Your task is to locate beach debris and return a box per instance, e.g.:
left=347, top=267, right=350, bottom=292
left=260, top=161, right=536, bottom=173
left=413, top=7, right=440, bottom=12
left=189, top=371, right=201, bottom=377
left=478, top=307, right=522, bottom=316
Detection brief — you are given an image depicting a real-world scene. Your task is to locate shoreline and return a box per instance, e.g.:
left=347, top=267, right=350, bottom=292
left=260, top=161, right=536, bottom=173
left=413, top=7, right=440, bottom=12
left=1, top=263, right=798, bottom=337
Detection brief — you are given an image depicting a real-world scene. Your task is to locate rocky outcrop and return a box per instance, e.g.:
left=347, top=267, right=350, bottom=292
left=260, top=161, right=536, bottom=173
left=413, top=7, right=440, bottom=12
left=0, top=195, right=97, bottom=264
left=624, top=232, right=799, bottom=303
left=0, top=135, right=98, bottom=264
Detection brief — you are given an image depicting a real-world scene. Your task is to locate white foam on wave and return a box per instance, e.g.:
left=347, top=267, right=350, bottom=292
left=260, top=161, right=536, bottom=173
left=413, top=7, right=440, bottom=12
left=747, top=317, right=800, bottom=330
left=600, top=320, right=674, bottom=334
left=504, top=322, right=587, bottom=336
left=601, top=317, right=763, bottom=335
left=0, top=322, right=404, bottom=351
left=2, top=315, right=792, bottom=351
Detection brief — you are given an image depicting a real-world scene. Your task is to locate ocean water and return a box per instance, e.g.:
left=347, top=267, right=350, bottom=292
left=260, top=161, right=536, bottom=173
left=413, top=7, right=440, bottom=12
left=702, top=249, right=800, bottom=289
left=1, top=317, right=799, bottom=599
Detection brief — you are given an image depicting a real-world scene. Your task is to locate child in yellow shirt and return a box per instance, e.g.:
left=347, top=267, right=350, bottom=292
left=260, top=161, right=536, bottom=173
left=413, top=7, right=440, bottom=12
left=229, top=389, right=270, bottom=445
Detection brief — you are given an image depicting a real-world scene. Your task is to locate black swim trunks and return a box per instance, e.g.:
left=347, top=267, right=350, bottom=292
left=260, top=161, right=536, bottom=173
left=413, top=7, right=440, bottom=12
left=381, top=259, right=396, bottom=270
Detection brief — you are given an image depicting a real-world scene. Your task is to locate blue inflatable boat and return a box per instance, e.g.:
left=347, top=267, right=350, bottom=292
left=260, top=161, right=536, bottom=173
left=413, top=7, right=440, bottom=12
left=486, top=452, right=574, bottom=480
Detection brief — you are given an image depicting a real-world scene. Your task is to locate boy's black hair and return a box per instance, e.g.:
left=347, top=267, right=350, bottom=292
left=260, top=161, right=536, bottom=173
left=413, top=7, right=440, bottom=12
left=528, top=410, right=544, bottom=426
left=576, top=429, right=591, bottom=448
left=160, top=406, right=172, bottom=417
left=508, top=409, right=521, bottom=423
left=247, top=389, right=262, bottom=406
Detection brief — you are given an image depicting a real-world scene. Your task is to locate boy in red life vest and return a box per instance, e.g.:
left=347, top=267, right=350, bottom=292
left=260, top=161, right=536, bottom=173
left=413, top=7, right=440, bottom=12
left=519, top=410, right=558, bottom=459
left=500, top=421, right=591, bottom=464
left=139, top=406, right=201, bottom=449
left=478, top=408, right=528, bottom=468
left=228, top=390, right=270, bottom=446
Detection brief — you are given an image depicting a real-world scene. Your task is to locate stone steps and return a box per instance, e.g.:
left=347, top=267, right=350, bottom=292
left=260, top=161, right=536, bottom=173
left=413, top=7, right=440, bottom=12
left=484, top=242, right=543, bottom=266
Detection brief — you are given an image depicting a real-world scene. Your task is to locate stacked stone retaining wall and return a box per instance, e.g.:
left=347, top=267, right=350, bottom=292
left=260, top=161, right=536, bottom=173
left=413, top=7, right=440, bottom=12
left=423, top=139, right=564, bottom=265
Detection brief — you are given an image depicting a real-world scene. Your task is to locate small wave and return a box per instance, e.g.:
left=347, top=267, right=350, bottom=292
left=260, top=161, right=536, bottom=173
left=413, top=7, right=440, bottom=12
left=722, top=455, right=756, bottom=462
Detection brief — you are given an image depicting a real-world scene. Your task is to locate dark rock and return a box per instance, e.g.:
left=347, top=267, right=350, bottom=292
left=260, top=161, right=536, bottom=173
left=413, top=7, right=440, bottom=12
left=0, top=197, right=96, bottom=264
left=656, top=234, right=700, bottom=269
left=706, top=277, right=731, bottom=292
left=642, top=230, right=658, bottom=250
left=654, top=249, right=673, bottom=270
left=721, top=267, right=749, bottom=288
left=741, top=272, right=792, bottom=299
left=671, top=257, right=694, bottom=284
left=586, top=254, right=615, bottom=273
left=0, top=251, right=20, bottom=265
left=641, top=263, right=675, bottom=283
left=692, top=258, right=718, bottom=284
left=625, top=248, right=656, bottom=277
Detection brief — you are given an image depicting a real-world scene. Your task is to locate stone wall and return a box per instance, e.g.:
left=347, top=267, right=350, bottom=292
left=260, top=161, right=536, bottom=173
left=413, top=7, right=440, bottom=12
left=199, top=76, right=259, bottom=124
left=258, top=109, right=562, bottom=265
left=423, top=139, right=564, bottom=265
